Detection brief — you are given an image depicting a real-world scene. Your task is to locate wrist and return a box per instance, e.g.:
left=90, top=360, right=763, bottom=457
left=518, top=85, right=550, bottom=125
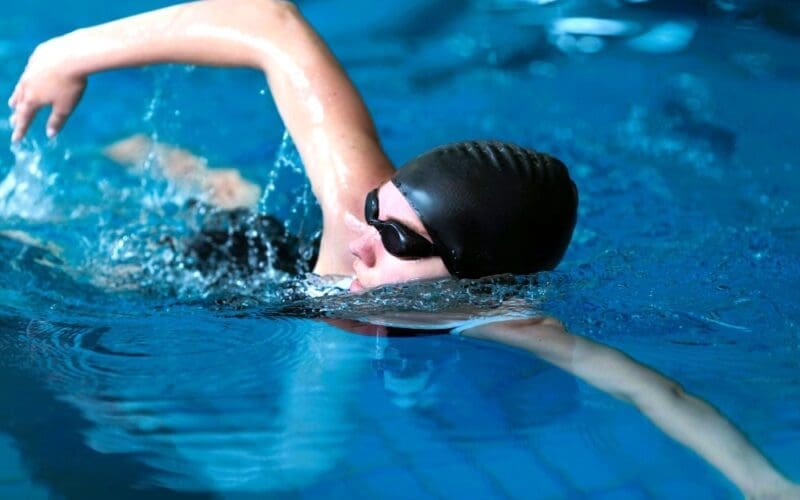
left=30, top=31, right=94, bottom=79
left=57, top=28, right=119, bottom=77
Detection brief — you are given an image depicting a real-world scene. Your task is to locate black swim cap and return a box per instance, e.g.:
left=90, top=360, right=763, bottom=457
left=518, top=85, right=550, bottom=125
left=391, top=141, right=578, bottom=279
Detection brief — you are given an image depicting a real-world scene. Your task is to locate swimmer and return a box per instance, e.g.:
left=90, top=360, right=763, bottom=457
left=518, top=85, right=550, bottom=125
left=7, top=2, right=800, bottom=496
left=8, top=0, right=577, bottom=294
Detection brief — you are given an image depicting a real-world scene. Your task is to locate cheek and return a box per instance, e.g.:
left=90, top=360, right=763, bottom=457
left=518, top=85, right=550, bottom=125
left=373, top=255, right=447, bottom=285
left=354, top=255, right=402, bottom=287
left=355, top=241, right=449, bottom=289
left=371, top=252, right=405, bottom=281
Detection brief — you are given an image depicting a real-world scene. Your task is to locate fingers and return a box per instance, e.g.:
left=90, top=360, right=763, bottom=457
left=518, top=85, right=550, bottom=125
left=11, top=103, right=38, bottom=143
left=46, top=108, right=69, bottom=138
left=8, top=83, right=36, bottom=142
left=8, top=81, right=23, bottom=108
left=8, top=83, right=69, bottom=141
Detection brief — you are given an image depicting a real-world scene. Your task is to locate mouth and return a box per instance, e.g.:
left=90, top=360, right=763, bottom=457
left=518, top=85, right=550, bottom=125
left=349, top=278, right=365, bottom=292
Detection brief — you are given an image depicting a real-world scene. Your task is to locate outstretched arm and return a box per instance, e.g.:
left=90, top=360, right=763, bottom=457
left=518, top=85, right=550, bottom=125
left=463, top=317, right=800, bottom=499
left=9, top=0, right=394, bottom=274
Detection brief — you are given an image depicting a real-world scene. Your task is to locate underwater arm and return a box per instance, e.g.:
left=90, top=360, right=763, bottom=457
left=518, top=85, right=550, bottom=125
left=9, top=0, right=394, bottom=272
left=462, top=318, right=800, bottom=498
left=104, top=134, right=261, bottom=209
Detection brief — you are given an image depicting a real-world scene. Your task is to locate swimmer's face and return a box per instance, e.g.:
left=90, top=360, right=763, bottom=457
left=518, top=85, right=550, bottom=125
left=348, top=182, right=450, bottom=292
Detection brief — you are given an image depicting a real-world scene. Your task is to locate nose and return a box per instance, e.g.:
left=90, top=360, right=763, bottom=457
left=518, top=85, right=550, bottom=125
left=349, top=226, right=379, bottom=267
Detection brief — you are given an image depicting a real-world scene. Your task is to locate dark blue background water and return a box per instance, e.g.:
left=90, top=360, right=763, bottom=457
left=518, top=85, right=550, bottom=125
left=1, top=0, right=799, bottom=498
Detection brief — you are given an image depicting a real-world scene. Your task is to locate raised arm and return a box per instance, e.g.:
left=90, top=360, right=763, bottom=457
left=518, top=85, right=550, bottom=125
left=463, top=318, right=800, bottom=499
left=8, top=0, right=394, bottom=274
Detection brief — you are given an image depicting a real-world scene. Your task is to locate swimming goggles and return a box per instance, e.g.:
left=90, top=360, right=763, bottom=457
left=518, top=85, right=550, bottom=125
left=364, top=189, right=437, bottom=260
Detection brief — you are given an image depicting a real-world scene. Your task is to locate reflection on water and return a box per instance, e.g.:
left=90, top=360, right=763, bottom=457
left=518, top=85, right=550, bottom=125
left=1, top=306, right=581, bottom=495
left=18, top=314, right=359, bottom=492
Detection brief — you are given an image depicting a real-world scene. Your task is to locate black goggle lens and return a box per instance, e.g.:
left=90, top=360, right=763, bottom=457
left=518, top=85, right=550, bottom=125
left=364, top=189, right=435, bottom=260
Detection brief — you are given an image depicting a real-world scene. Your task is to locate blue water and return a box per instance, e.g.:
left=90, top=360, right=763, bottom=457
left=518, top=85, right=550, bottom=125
left=1, top=0, right=800, bottom=498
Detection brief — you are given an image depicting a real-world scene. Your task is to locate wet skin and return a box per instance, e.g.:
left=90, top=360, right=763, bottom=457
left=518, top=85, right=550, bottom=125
left=347, top=182, right=449, bottom=292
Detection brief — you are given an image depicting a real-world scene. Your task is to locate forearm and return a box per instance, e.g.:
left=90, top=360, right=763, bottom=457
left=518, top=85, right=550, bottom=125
left=47, top=0, right=295, bottom=76
left=467, top=319, right=796, bottom=497
left=637, top=383, right=791, bottom=496
left=33, top=0, right=380, bottom=152
left=572, top=338, right=793, bottom=495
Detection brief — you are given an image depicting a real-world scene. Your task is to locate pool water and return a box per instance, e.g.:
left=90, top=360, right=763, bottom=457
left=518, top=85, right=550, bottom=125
left=1, top=0, right=799, bottom=498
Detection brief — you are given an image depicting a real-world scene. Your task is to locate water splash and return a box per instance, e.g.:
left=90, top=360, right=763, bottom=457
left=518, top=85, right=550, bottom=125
left=240, top=273, right=560, bottom=328
left=78, top=130, right=320, bottom=301
left=0, top=142, right=57, bottom=221
left=258, top=129, right=321, bottom=239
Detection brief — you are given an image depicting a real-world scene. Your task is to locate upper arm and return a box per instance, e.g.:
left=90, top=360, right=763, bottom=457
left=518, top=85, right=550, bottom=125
left=257, top=3, right=395, bottom=274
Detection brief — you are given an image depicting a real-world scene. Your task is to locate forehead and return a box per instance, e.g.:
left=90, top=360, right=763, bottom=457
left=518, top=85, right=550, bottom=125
left=377, top=182, right=431, bottom=237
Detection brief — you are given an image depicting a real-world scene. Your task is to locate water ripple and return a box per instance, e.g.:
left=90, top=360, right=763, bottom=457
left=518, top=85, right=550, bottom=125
left=15, top=311, right=374, bottom=492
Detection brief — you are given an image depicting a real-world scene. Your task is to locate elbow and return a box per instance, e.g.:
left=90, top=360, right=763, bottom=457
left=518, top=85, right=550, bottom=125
left=635, top=380, right=688, bottom=412
left=251, top=0, right=301, bottom=21
left=254, top=0, right=308, bottom=44
left=227, top=0, right=306, bottom=67
left=271, top=0, right=300, bottom=16
left=223, top=0, right=302, bottom=25
left=666, top=382, right=687, bottom=400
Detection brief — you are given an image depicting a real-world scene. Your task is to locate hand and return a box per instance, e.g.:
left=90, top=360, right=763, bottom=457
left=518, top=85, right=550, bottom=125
left=8, top=38, right=87, bottom=141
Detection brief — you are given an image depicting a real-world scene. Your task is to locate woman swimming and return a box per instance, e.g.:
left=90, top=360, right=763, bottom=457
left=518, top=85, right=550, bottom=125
left=7, top=1, right=800, bottom=496
left=8, top=0, right=576, bottom=294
